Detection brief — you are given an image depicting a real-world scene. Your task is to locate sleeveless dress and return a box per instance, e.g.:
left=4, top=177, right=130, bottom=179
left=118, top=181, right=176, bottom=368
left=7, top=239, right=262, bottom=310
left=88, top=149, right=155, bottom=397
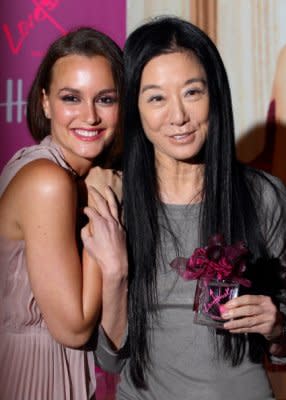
left=0, top=137, right=96, bottom=400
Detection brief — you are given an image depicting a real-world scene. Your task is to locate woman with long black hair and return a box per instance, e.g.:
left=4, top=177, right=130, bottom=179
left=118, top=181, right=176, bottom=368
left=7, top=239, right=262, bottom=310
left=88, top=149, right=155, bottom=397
left=114, top=16, right=286, bottom=399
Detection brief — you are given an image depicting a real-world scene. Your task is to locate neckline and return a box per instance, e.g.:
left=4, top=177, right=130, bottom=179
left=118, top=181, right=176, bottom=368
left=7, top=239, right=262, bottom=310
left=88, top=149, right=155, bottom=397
left=41, top=136, right=80, bottom=179
left=162, top=201, right=202, bottom=208
left=0, top=234, right=25, bottom=245
left=160, top=201, right=202, bottom=218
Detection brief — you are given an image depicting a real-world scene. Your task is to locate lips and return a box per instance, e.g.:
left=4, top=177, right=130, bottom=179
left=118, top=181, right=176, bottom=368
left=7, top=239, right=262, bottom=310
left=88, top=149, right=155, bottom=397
left=167, top=130, right=198, bottom=144
left=166, top=125, right=197, bottom=136
left=172, top=133, right=192, bottom=140
left=71, top=128, right=105, bottom=141
left=168, top=129, right=196, bottom=138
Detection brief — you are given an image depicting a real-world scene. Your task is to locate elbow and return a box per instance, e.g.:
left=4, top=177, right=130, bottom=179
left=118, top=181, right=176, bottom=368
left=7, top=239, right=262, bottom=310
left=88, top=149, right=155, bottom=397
left=51, top=328, right=95, bottom=348
left=43, top=309, right=101, bottom=348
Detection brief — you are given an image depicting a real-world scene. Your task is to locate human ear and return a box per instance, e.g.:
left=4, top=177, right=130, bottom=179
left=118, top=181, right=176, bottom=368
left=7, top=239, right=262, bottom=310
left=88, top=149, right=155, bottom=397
left=42, top=88, right=51, bottom=119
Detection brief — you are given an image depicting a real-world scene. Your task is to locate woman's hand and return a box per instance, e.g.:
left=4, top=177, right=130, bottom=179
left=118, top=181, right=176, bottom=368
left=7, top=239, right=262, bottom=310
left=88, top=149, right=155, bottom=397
left=221, top=294, right=284, bottom=339
left=81, top=185, right=127, bottom=281
left=81, top=186, right=128, bottom=349
left=85, top=166, right=122, bottom=204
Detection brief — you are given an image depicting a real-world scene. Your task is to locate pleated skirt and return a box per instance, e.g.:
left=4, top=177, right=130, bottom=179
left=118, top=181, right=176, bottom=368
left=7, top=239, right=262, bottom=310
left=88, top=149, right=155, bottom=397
left=0, top=327, right=96, bottom=400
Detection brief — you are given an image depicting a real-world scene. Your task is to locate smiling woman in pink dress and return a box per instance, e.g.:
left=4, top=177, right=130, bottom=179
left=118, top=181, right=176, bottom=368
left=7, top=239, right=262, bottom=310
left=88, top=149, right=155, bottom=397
left=0, top=27, right=127, bottom=400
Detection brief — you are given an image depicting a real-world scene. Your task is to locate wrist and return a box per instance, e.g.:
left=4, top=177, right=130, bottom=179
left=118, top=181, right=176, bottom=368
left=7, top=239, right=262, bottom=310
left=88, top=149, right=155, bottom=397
left=102, top=271, right=128, bottom=289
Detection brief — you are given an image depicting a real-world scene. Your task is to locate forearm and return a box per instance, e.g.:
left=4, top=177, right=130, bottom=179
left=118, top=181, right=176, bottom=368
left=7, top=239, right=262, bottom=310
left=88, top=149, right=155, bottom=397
left=100, top=272, right=128, bottom=349
left=60, top=250, right=102, bottom=336
left=82, top=249, right=102, bottom=322
left=81, top=185, right=128, bottom=348
left=41, top=249, right=103, bottom=347
left=82, top=250, right=128, bottom=347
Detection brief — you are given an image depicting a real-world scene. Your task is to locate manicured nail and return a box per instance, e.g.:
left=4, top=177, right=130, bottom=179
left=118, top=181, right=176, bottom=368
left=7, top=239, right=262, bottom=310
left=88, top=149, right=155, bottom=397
left=219, top=305, right=227, bottom=314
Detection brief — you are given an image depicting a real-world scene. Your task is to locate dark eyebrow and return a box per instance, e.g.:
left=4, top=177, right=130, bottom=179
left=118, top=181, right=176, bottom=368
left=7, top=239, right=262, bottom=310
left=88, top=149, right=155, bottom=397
left=96, top=88, right=117, bottom=96
left=140, top=78, right=207, bottom=94
left=140, top=84, right=161, bottom=94
left=58, top=87, right=117, bottom=96
left=185, top=78, right=207, bottom=86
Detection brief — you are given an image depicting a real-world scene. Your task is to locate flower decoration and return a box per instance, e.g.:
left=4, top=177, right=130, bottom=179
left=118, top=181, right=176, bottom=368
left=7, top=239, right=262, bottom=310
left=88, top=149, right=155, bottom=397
left=170, top=233, right=251, bottom=287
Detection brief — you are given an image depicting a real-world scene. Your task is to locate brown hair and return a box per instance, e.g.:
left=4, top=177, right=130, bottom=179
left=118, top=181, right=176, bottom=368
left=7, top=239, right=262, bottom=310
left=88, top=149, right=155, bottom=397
left=27, top=27, right=124, bottom=168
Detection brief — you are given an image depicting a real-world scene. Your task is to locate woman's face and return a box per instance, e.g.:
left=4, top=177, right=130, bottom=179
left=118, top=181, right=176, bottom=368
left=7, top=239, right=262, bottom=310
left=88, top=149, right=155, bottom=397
left=138, top=51, right=209, bottom=165
left=42, top=54, right=118, bottom=174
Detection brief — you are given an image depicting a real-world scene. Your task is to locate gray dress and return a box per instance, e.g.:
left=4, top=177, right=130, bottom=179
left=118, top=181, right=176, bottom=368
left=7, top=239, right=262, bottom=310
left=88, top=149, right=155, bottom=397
left=116, top=175, right=286, bottom=400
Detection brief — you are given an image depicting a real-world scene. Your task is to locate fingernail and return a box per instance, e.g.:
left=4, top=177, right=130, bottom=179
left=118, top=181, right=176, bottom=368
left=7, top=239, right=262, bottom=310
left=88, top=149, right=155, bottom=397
left=219, top=305, right=227, bottom=313
left=219, top=305, right=230, bottom=318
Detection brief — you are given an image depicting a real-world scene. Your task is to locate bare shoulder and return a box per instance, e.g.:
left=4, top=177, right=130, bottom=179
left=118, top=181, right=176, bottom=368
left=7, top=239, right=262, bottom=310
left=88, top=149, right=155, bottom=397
left=0, top=159, right=76, bottom=239
left=12, top=158, right=75, bottom=197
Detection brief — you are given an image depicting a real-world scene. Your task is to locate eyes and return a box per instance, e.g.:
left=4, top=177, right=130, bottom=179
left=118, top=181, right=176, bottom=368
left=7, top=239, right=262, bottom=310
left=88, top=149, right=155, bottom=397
left=98, top=95, right=118, bottom=105
left=60, top=93, right=118, bottom=105
left=143, top=79, right=208, bottom=106
left=185, top=87, right=206, bottom=99
left=146, top=86, right=206, bottom=104
left=147, top=94, right=164, bottom=103
left=61, top=94, right=79, bottom=103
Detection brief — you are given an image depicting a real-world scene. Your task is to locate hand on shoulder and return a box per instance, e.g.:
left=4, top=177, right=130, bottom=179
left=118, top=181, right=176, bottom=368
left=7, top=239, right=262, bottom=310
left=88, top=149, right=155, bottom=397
left=85, top=166, right=122, bottom=204
left=82, top=186, right=127, bottom=281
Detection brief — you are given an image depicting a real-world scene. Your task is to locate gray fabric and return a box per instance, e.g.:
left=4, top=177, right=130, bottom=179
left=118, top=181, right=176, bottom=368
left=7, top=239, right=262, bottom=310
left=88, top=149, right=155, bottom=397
left=95, top=325, right=128, bottom=374
left=114, top=173, right=286, bottom=400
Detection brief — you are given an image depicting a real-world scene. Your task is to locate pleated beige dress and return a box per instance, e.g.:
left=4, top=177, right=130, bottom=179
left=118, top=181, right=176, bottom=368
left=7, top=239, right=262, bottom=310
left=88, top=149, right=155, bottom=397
left=0, top=137, right=96, bottom=400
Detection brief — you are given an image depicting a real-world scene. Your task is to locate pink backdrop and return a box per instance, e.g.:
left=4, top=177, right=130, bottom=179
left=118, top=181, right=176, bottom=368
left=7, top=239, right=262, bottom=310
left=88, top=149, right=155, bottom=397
left=0, top=0, right=126, bottom=171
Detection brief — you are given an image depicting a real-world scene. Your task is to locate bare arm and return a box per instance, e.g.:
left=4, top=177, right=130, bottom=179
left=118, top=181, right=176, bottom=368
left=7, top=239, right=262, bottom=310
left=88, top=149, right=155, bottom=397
left=11, top=159, right=102, bottom=347
left=82, top=186, right=128, bottom=349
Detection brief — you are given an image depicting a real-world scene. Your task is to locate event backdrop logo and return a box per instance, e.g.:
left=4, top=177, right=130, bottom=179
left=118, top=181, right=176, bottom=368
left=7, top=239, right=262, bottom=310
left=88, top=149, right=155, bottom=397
left=3, top=0, right=66, bottom=55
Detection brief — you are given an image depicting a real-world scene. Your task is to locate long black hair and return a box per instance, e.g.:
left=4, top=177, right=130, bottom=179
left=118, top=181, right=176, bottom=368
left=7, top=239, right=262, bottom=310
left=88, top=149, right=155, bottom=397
left=123, top=16, right=286, bottom=388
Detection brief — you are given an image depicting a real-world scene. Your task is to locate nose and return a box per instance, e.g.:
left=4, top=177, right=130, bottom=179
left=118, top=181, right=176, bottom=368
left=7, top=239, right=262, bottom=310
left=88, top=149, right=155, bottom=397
left=84, top=102, right=101, bottom=125
left=170, top=97, right=188, bottom=126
